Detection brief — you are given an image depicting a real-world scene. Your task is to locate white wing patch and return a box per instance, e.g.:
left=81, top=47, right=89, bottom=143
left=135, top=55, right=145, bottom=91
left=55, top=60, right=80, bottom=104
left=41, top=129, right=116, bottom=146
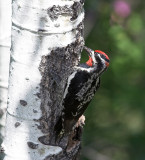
left=63, top=71, right=77, bottom=98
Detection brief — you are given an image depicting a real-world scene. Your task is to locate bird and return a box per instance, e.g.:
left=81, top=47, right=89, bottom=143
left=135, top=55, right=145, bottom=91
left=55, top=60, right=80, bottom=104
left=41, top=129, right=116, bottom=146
left=55, top=46, right=110, bottom=137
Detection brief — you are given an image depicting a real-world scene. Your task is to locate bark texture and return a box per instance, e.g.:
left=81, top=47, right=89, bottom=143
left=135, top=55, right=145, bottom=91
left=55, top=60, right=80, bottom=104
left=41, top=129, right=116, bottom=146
left=2, top=0, right=84, bottom=160
left=0, top=1, right=11, bottom=159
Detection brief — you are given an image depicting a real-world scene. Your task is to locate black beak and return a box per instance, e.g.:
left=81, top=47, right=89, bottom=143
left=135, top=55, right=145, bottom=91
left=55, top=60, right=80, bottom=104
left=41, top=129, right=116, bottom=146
left=84, top=46, right=94, bottom=56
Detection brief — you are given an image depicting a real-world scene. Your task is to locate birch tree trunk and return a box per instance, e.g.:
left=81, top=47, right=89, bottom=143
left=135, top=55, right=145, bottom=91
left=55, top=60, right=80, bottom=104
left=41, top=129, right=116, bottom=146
left=0, top=0, right=11, bottom=157
left=2, top=0, right=84, bottom=159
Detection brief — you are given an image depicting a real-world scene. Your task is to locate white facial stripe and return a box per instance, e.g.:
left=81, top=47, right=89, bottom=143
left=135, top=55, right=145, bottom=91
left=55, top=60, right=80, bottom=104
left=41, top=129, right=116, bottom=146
left=75, top=66, right=94, bottom=72
left=98, top=54, right=106, bottom=64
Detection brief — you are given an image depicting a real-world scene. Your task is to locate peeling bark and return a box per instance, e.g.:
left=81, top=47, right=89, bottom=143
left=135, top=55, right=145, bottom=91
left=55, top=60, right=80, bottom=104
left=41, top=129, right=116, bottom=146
left=47, top=2, right=83, bottom=21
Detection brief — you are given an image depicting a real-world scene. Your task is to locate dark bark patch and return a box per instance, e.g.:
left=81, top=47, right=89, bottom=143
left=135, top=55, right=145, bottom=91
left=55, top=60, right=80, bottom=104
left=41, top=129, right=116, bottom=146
left=38, top=29, right=47, bottom=33
left=47, top=1, right=83, bottom=21
left=33, top=109, right=38, bottom=113
left=71, top=2, right=82, bottom=21
left=33, top=92, right=41, bottom=98
left=0, top=147, right=5, bottom=153
left=27, top=142, right=39, bottom=149
left=38, top=135, right=50, bottom=145
left=20, top=100, right=27, bottom=106
left=15, top=122, right=21, bottom=128
left=36, top=92, right=41, bottom=98
left=0, top=108, right=4, bottom=116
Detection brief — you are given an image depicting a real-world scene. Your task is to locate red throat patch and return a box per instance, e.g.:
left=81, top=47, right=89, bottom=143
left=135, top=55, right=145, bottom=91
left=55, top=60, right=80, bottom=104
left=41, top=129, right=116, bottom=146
left=86, top=56, right=93, bottom=67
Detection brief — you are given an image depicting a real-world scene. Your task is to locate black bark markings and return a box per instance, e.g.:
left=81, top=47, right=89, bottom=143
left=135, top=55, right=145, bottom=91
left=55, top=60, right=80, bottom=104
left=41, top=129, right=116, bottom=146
left=27, top=142, right=39, bottom=149
left=15, top=122, right=21, bottom=128
left=33, top=109, right=38, bottom=113
left=20, top=100, right=27, bottom=106
left=38, top=135, right=50, bottom=145
left=0, top=147, right=5, bottom=153
left=47, top=1, right=84, bottom=21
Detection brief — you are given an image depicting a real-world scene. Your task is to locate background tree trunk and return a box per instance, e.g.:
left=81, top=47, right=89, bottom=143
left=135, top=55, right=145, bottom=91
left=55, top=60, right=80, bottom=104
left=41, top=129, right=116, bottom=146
left=0, top=0, right=11, bottom=159
left=2, top=0, right=84, bottom=159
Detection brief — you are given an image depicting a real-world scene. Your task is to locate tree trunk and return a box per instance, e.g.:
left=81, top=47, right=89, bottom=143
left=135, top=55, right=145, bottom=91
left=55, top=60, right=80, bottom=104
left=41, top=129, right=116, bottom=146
left=0, top=0, right=11, bottom=159
left=2, top=0, right=84, bottom=159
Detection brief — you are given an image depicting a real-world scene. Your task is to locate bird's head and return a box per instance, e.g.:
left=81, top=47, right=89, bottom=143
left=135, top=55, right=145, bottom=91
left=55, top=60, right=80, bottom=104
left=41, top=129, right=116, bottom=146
left=84, top=46, right=110, bottom=68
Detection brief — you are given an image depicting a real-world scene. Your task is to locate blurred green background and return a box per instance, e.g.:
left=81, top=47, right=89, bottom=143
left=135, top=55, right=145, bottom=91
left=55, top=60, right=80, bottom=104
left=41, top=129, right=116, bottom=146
left=81, top=0, right=145, bottom=160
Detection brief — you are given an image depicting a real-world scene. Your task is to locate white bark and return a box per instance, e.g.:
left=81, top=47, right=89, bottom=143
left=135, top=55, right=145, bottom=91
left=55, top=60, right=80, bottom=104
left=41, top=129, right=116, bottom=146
left=2, top=0, right=84, bottom=159
left=0, top=0, right=11, bottom=139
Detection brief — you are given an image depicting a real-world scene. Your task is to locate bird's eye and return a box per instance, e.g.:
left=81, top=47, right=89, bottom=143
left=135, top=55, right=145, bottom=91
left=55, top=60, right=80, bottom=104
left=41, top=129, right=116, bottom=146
left=100, top=54, right=106, bottom=60
left=95, top=50, right=110, bottom=62
left=100, top=54, right=110, bottom=63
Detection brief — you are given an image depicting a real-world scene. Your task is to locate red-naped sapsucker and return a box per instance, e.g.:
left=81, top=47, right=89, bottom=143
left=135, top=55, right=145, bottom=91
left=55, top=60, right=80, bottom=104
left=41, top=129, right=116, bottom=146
left=55, top=46, right=110, bottom=137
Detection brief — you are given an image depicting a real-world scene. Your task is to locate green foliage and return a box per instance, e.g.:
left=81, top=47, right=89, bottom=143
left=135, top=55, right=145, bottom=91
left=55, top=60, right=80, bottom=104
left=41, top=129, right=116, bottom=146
left=81, top=0, right=145, bottom=160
